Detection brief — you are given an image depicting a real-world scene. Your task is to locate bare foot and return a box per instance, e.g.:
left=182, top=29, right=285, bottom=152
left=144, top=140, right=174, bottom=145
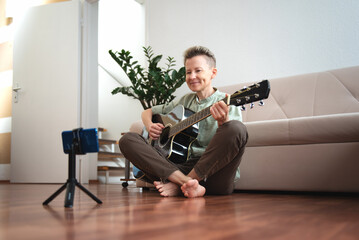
left=181, top=179, right=206, bottom=198
left=153, top=181, right=181, bottom=197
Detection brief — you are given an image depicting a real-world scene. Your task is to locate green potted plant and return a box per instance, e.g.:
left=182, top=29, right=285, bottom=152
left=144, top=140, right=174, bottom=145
left=109, top=46, right=186, bottom=109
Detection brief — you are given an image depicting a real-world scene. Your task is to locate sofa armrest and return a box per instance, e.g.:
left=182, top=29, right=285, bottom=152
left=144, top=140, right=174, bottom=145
left=129, top=121, right=144, bottom=134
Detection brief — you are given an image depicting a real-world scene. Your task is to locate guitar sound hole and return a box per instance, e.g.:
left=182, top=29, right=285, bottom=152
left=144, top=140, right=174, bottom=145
left=159, top=127, right=170, bottom=146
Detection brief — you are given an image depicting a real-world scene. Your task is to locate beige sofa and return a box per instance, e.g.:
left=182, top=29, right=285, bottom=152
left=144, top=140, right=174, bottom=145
left=129, top=66, right=359, bottom=192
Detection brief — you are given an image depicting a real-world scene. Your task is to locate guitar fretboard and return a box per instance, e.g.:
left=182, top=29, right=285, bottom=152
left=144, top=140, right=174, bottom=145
left=169, top=107, right=211, bottom=137
left=168, top=94, right=233, bottom=137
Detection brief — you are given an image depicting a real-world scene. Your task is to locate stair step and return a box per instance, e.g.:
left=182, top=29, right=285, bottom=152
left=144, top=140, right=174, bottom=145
left=98, top=157, right=123, bottom=161
left=98, top=127, right=107, bottom=132
left=99, top=139, right=118, bottom=145
left=98, top=166, right=122, bottom=171
left=98, top=151, right=124, bottom=158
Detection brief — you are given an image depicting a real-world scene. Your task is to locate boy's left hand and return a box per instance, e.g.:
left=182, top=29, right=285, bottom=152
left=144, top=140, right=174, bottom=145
left=210, top=101, right=229, bottom=126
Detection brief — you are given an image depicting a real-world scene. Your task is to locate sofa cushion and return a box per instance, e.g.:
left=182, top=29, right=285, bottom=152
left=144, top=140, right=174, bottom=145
left=246, top=112, right=359, bottom=147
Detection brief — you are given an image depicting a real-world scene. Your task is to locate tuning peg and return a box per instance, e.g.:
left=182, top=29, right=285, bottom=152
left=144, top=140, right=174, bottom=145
left=240, top=105, right=246, bottom=111
left=259, top=100, right=265, bottom=106
left=250, top=103, right=254, bottom=109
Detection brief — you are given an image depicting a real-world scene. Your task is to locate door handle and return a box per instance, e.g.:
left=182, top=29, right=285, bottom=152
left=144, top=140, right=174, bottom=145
left=12, top=83, right=21, bottom=103
left=12, top=87, right=21, bottom=92
left=12, top=82, right=21, bottom=92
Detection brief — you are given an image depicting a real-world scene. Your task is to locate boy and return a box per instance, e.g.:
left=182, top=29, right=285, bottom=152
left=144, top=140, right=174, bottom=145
left=119, top=46, right=247, bottom=197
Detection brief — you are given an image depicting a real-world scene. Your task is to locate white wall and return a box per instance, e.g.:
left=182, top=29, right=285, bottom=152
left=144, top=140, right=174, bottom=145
left=145, top=0, right=359, bottom=96
left=98, top=0, right=145, bottom=140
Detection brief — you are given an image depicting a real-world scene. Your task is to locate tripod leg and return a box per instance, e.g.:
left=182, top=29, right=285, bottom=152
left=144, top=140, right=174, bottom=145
left=43, top=182, right=67, bottom=205
left=64, top=180, right=76, bottom=208
left=76, top=182, right=102, bottom=204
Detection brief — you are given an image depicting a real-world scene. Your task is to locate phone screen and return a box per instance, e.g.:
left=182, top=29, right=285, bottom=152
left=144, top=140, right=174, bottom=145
left=62, top=128, right=99, bottom=154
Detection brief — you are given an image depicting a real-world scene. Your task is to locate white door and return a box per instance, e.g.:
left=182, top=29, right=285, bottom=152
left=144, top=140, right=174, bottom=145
left=11, top=1, right=82, bottom=183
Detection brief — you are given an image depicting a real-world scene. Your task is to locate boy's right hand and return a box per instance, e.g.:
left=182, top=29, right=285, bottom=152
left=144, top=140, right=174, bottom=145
left=148, top=123, right=165, bottom=140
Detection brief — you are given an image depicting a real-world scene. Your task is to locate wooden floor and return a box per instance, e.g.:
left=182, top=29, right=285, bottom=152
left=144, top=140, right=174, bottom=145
left=0, top=183, right=358, bottom=240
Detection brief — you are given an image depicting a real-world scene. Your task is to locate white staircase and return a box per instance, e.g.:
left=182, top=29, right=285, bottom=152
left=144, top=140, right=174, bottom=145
left=97, top=128, right=135, bottom=187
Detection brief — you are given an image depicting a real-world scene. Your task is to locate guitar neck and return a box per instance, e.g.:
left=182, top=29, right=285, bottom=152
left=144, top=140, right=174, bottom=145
left=169, top=107, right=211, bottom=137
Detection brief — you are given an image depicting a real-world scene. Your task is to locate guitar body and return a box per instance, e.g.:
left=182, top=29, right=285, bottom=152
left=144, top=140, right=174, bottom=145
left=151, top=105, right=199, bottom=164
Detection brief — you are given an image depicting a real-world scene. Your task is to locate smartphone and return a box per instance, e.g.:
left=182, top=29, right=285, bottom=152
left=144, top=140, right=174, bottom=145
left=62, top=128, right=99, bottom=154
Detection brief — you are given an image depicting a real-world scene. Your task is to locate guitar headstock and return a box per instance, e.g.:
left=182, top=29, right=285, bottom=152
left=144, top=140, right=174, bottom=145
left=229, top=80, right=270, bottom=107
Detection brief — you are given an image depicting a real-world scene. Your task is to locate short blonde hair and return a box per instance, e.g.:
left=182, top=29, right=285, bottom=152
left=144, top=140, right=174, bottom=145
left=183, top=46, right=216, bottom=68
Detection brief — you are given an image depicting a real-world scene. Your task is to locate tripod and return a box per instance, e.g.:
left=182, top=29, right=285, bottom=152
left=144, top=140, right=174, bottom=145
left=43, top=129, right=102, bottom=208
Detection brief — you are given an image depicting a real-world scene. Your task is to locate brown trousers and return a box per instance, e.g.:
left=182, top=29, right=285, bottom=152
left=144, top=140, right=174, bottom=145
left=119, top=120, right=248, bottom=195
